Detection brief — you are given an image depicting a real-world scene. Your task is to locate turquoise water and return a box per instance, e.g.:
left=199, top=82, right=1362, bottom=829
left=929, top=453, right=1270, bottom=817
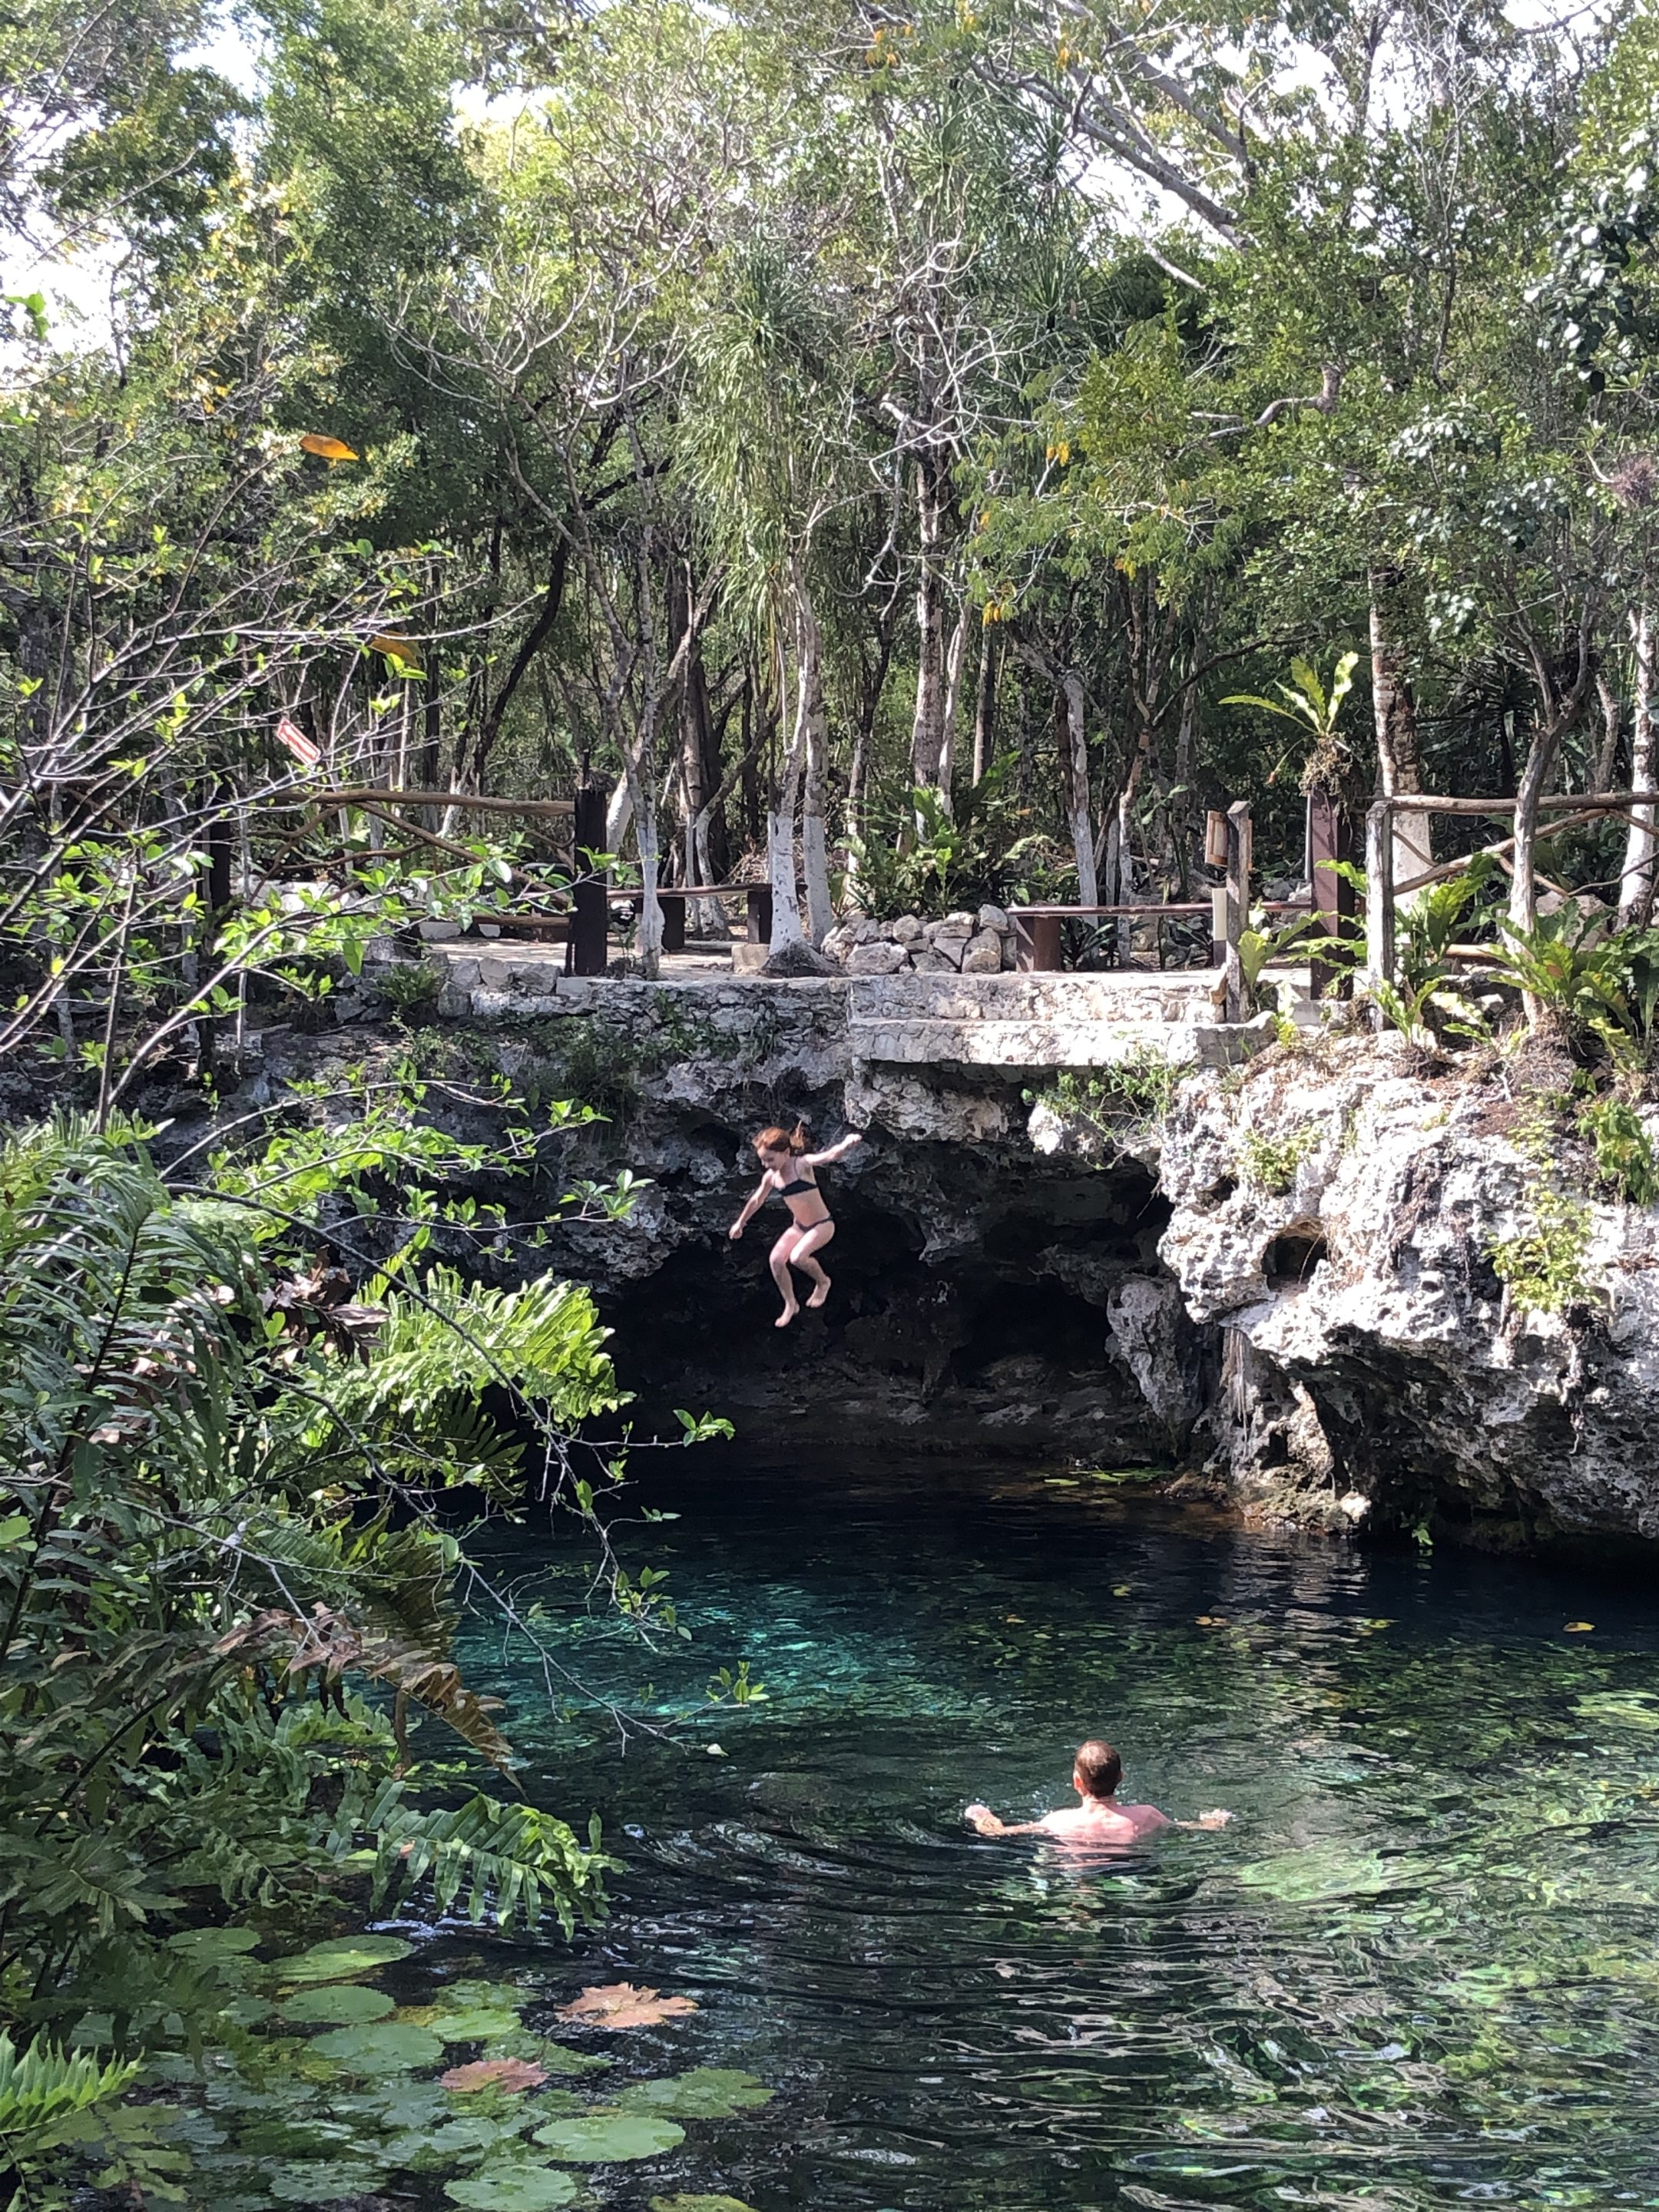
left=436, top=1460, right=1659, bottom=2212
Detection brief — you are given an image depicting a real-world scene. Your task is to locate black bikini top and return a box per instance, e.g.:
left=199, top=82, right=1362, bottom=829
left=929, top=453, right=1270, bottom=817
left=777, top=1174, right=816, bottom=1198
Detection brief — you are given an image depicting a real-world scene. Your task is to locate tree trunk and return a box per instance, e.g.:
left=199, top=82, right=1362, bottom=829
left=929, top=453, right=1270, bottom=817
left=768, top=621, right=806, bottom=952
left=1509, top=720, right=1564, bottom=941
left=972, top=625, right=998, bottom=785
left=1173, top=680, right=1199, bottom=894
left=796, top=588, right=833, bottom=945
left=605, top=772, right=632, bottom=855
left=909, top=453, right=949, bottom=788
left=1621, top=603, right=1656, bottom=926
left=1594, top=668, right=1623, bottom=796
left=1060, top=670, right=1098, bottom=907
left=1370, top=571, right=1431, bottom=902
left=633, top=782, right=664, bottom=978
left=935, top=605, right=970, bottom=810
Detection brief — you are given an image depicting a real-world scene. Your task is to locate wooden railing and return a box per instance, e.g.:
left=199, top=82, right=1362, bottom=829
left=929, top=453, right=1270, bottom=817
left=1364, top=790, right=1657, bottom=991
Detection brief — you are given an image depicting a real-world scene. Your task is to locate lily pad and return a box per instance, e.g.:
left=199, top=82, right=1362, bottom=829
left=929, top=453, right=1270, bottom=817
left=491, top=2035, right=611, bottom=2076
left=619, top=2068, right=774, bottom=2119
left=433, top=2005, right=525, bottom=2043
left=531, top=2109, right=685, bottom=2161
left=555, top=1982, right=697, bottom=2030
left=445, top=2166, right=579, bottom=2210
left=651, top=2199, right=763, bottom=2212
left=443, top=2058, right=547, bottom=2094
left=386, top=2116, right=525, bottom=2171
left=310, top=2021, right=445, bottom=2074
left=276, top=1935, right=414, bottom=1984
left=355, top=2081, right=450, bottom=2131
left=268, top=2159, right=388, bottom=2201
left=280, top=1983, right=396, bottom=2028
left=167, top=1924, right=263, bottom=1958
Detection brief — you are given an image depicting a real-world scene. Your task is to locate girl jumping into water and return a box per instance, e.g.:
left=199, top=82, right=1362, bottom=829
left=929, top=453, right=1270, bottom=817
left=729, top=1122, right=863, bottom=1327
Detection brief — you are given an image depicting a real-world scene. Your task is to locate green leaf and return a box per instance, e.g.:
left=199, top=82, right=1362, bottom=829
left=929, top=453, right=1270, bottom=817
left=651, top=2199, right=763, bottom=2212
left=531, top=2108, right=686, bottom=2161
left=167, top=1925, right=263, bottom=1958
left=280, top=1984, right=397, bottom=2027
left=444, top=2165, right=579, bottom=2210
left=268, top=2159, right=389, bottom=2202
left=310, top=2022, right=445, bottom=2073
left=276, top=1936, right=414, bottom=1984
left=432, top=2005, right=524, bottom=2042
left=618, top=2068, right=774, bottom=2119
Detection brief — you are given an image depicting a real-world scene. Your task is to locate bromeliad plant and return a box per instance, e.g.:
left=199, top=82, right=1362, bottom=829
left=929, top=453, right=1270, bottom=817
left=1492, top=909, right=1659, bottom=1061
left=0, top=1110, right=677, bottom=2075
left=1367, top=855, right=1502, bottom=1048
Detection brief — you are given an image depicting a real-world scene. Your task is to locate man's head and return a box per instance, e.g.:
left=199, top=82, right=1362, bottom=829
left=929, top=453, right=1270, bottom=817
left=1071, top=1739, right=1123, bottom=1801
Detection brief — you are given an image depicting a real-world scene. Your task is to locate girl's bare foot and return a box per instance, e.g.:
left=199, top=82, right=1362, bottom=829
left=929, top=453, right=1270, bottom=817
left=806, top=1277, right=831, bottom=1308
left=775, top=1303, right=799, bottom=1328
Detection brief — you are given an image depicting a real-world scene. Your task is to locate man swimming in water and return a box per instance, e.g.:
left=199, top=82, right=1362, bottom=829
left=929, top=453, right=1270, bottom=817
left=965, top=1739, right=1231, bottom=1844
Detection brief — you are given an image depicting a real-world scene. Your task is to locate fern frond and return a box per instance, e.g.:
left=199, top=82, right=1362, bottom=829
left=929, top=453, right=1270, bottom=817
left=359, top=1782, right=615, bottom=1936
left=0, top=2032, right=139, bottom=2154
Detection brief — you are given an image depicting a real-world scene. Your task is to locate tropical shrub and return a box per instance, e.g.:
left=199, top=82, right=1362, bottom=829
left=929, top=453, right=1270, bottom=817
left=1492, top=912, right=1659, bottom=1060
left=0, top=1115, right=649, bottom=2065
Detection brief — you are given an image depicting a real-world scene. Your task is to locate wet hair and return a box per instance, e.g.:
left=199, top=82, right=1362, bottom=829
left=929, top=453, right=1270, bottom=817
left=753, top=1121, right=809, bottom=1157
left=1074, top=1739, right=1123, bottom=1800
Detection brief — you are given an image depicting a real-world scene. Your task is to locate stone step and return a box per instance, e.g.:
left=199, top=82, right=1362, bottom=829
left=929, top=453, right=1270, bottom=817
left=848, top=970, right=1220, bottom=1025
left=849, top=1013, right=1242, bottom=1070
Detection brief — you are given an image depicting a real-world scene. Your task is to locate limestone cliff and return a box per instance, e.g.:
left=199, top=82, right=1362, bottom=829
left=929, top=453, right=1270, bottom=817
left=211, top=950, right=1659, bottom=1553
left=1154, top=1034, right=1659, bottom=1553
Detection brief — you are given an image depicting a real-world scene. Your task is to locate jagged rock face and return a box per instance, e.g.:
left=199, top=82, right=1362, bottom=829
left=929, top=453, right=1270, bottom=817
left=587, top=1109, right=1182, bottom=1460
left=229, top=986, right=1193, bottom=1465
left=1157, top=1035, right=1659, bottom=1549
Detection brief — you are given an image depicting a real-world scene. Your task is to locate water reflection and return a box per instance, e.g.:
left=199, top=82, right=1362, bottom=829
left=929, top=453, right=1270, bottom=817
left=454, top=1462, right=1659, bottom=2210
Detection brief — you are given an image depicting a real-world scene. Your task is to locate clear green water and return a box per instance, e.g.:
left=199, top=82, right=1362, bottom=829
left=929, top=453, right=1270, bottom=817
left=435, top=1461, right=1659, bottom=2212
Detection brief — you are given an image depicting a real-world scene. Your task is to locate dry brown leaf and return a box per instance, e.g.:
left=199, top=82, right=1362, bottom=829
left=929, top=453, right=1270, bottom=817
left=441, top=2057, right=548, bottom=2094
left=555, top=1982, right=699, bottom=2030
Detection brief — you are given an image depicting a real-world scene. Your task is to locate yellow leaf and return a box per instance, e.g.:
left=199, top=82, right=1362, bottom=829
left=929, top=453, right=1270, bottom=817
left=1565, top=1621, right=1594, bottom=1633
left=369, top=631, right=423, bottom=671
left=300, top=432, right=359, bottom=462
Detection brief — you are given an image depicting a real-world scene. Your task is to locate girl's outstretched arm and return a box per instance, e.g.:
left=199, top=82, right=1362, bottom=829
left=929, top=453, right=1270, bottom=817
left=729, top=1173, right=773, bottom=1240
left=801, top=1131, right=863, bottom=1169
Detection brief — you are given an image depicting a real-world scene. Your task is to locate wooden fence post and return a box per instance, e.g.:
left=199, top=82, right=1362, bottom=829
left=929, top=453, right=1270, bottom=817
left=1308, top=785, right=1353, bottom=1001
left=568, top=783, right=608, bottom=976
left=1224, top=800, right=1252, bottom=1023
left=1364, top=797, right=1395, bottom=1005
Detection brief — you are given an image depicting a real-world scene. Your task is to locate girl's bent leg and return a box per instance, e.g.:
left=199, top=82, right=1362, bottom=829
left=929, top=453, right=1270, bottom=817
left=769, top=1230, right=802, bottom=1326
left=789, top=1218, right=836, bottom=1307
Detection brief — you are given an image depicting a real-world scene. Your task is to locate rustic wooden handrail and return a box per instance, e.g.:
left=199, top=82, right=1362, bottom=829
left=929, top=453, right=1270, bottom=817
left=1366, top=788, right=1657, bottom=992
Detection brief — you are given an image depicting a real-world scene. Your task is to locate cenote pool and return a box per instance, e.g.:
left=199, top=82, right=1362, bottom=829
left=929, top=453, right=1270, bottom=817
left=176, top=1461, right=1659, bottom=2211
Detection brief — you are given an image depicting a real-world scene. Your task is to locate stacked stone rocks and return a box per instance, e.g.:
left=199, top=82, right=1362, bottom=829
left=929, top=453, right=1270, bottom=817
left=820, top=906, right=1019, bottom=975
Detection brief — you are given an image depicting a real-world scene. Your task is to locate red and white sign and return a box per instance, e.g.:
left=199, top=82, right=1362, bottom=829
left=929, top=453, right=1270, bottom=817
left=276, top=714, right=321, bottom=769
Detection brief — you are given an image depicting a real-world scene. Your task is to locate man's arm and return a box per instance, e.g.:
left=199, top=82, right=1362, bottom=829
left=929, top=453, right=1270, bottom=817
left=965, top=1803, right=1055, bottom=1836
left=1172, top=1810, right=1233, bottom=1830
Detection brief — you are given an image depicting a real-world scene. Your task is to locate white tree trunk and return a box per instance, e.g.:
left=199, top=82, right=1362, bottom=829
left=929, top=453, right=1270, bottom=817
left=605, top=771, right=633, bottom=855
left=767, top=806, right=803, bottom=949
left=1061, top=670, right=1098, bottom=907
left=1621, top=603, right=1656, bottom=926
left=633, top=784, right=664, bottom=979
left=935, top=606, right=970, bottom=813
left=1371, top=578, right=1432, bottom=906
left=794, top=591, right=834, bottom=946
